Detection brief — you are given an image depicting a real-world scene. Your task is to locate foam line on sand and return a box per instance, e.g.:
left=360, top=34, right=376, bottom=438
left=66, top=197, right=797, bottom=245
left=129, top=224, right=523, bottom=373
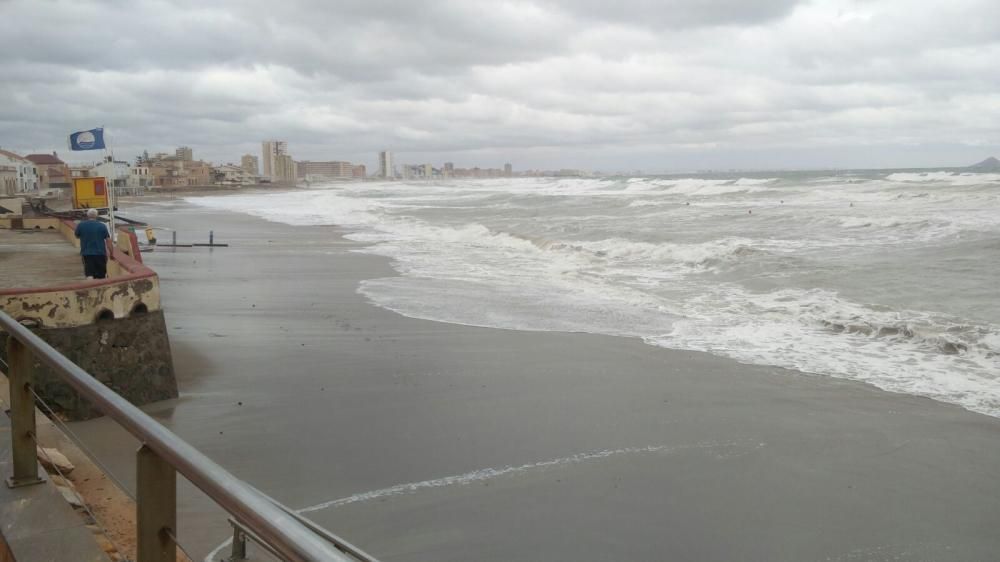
left=204, top=440, right=764, bottom=561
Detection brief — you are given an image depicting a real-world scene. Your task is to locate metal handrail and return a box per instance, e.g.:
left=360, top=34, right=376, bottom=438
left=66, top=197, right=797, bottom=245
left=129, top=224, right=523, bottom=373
left=0, top=311, right=362, bottom=562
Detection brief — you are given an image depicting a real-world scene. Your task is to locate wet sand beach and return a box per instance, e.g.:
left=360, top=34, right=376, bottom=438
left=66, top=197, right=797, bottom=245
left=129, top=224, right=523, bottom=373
left=71, top=196, right=1000, bottom=561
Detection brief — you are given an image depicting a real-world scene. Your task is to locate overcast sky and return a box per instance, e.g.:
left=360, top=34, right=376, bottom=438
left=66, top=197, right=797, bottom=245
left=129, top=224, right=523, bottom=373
left=1, top=0, right=998, bottom=171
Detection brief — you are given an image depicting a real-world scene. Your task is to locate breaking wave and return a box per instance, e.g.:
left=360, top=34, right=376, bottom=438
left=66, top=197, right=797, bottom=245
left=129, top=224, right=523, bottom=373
left=188, top=172, right=1000, bottom=418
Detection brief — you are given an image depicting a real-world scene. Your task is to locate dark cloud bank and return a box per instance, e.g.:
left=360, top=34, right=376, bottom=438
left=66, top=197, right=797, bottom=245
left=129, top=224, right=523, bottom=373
left=1, top=0, right=998, bottom=170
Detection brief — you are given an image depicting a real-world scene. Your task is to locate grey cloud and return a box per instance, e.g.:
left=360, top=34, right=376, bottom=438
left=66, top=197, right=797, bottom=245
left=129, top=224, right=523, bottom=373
left=542, top=0, right=803, bottom=28
left=1, top=0, right=999, bottom=169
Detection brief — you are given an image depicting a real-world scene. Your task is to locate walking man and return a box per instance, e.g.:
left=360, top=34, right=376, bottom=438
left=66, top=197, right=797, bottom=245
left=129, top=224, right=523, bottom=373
left=75, top=208, right=112, bottom=279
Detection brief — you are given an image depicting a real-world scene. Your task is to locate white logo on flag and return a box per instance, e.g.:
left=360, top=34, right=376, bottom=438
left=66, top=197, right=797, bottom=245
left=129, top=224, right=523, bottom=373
left=77, top=131, right=96, bottom=149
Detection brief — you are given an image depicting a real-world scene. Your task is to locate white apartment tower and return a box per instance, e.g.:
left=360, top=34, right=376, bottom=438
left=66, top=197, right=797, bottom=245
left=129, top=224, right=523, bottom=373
left=378, top=150, right=394, bottom=179
left=262, top=141, right=288, bottom=179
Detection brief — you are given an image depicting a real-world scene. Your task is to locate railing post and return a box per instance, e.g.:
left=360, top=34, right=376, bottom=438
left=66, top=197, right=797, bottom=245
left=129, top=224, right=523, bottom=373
left=5, top=337, right=44, bottom=488
left=137, top=444, right=176, bottom=562
left=228, top=523, right=248, bottom=561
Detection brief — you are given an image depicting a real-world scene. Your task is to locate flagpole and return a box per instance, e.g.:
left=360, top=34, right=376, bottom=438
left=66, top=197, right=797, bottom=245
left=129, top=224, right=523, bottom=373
left=69, top=126, right=115, bottom=232
left=103, top=126, right=116, bottom=233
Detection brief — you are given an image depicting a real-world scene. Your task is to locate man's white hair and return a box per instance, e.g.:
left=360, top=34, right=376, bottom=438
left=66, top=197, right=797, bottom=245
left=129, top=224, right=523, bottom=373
left=86, top=208, right=98, bottom=218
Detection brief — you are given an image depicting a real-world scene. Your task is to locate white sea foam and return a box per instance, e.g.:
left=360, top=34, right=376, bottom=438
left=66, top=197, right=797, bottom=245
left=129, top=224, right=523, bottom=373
left=654, top=178, right=775, bottom=196
left=650, top=286, right=1000, bottom=417
left=203, top=440, right=765, bottom=562
left=301, top=440, right=763, bottom=514
left=733, top=177, right=779, bottom=186
left=887, top=171, right=1000, bottom=185
left=187, top=173, right=1000, bottom=419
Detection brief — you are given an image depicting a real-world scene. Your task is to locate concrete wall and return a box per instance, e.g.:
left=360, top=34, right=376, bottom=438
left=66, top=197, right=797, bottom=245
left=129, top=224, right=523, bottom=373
left=0, top=276, right=160, bottom=328
left=1, top=220, right=177, bottom=419
left=0, top=221, right=158, bottom=328
left=0, top=310, right=178, bottom=420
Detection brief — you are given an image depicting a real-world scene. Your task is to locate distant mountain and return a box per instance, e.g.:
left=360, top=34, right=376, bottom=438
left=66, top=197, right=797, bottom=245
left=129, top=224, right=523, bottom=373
left=967, top=156, right=1000, bottom=171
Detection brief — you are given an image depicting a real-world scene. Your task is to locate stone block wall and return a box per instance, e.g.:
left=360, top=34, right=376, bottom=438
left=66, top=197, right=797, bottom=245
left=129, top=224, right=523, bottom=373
left=0, top=310, right=177, bottom=420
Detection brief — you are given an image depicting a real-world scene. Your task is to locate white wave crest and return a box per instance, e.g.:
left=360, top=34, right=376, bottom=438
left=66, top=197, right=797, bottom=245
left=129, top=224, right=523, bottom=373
left=886, top=171, right=1000, bottom=185
left=653, top=287, right=1000, bottom=417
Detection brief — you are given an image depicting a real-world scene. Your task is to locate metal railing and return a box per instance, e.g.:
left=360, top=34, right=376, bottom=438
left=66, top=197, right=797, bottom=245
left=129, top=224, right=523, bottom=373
left=1, top=310, right=377, bottom=562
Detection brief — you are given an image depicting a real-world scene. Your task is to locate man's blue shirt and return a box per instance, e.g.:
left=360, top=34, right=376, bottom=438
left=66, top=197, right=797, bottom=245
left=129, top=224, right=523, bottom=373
left=75, top=220, right=109, bottom=256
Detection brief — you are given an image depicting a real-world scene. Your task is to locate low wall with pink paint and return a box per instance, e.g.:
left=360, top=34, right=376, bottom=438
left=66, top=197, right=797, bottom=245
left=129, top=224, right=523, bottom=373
left=1, top=220, right=159, bottom=329
left=0, top=220, right=177, bottom=420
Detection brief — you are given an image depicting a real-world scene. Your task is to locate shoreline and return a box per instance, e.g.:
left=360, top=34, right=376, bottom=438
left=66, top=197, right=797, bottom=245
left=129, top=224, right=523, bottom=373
left=69, top=195, right=1000, bottom=561
left=178, top=187, right=1000, bottom=421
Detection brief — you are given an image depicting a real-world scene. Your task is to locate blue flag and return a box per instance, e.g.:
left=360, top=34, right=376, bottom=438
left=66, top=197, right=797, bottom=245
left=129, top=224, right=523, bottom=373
left=69, top=128, right=106, bottom=151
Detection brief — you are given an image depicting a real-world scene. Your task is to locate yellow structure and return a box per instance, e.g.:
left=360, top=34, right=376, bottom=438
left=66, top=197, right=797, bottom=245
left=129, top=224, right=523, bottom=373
left=72, top=177, right=109, bottom=209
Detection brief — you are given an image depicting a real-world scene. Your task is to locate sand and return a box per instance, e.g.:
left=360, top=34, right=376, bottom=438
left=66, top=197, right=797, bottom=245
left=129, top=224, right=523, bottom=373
left=68, top=195, right=1000, bottom=561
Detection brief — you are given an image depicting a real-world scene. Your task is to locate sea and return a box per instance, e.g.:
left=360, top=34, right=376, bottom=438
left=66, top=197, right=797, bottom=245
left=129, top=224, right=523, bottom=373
left=190, top=169, right=1000, bottom=418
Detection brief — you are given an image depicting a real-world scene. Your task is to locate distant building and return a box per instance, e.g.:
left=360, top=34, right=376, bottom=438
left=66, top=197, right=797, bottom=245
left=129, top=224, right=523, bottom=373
left=378, top=151, right=394, bottom=179
left=91, top=156, right=132, bottom=187
left=273, top=154, right=296, bottom=184
left=176, top=146, right=193, bottom=161
left=262, top=140, right=288, bottom=180
left=504, top=163, right=512, bottom=177
left=402, top=163, right=438, bottom=180
left=299, top=161, right=354, bottom=180
left=352, top=164, right=366, bottom=179
left=213, top=164, right=256, bottom=185
left=241, top=154, right=259, bottom=175
left=448, top=165, right=504, bottom=179
left=0, top=165, right=17, bottom=196
left=128, top=166, right=153, bottom=188
left=25, top=152, right=72, bottom=192
left=0, top=149, right=39, bottom=193
left=186, top=161, right=213, bottom=185
left=147, top=156, right=213, bottom=187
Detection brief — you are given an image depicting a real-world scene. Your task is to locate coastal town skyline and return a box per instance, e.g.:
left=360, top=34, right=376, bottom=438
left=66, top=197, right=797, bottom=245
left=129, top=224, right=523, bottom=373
left=1, top=136, right=537, bottom=196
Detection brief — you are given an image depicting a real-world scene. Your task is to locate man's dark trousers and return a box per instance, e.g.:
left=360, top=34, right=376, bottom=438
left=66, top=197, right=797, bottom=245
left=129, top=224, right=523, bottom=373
left=82, top=255, right=108, bottom=279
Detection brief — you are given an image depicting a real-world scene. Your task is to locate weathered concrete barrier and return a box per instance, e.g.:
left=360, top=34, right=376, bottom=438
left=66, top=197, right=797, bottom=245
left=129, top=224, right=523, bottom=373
left=0, top=310, right=177, bottom=420
left=0, top=220, right=177, bottom=420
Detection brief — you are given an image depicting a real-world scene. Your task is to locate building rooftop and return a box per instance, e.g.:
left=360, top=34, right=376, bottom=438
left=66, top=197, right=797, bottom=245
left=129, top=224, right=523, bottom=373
left=0, top=229, right=82, bottom=289
left=25, top=153, right=66, bottom=165
left=0, top=149, right=29, bottom=162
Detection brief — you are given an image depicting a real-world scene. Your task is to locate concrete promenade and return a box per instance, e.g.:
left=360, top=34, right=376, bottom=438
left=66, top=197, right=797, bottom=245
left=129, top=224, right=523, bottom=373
left=0, top=228, right=111, bottom=560
left=0, top=229, right=81, bottom=289
left=0, top=219, right=181, bottom=560
left=0, top=412, right=109, bottom=561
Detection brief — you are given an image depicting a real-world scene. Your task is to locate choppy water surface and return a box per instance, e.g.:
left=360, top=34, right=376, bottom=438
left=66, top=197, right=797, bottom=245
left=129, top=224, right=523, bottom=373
left=192, top=170, right=1000, bottom=416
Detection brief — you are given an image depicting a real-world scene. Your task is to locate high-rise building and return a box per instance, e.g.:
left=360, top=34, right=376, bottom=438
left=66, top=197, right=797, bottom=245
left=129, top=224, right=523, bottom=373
left=274, top=154, right=296, bottom=183
left=241, top=154, right=259, bottom=175
left=378, top=151, right=394, bottom=179
left=262, top=140, right=288, bottom=179
left=176, top=146, right=193, bottom=161
left=504, top=163, right=513, bottom=177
